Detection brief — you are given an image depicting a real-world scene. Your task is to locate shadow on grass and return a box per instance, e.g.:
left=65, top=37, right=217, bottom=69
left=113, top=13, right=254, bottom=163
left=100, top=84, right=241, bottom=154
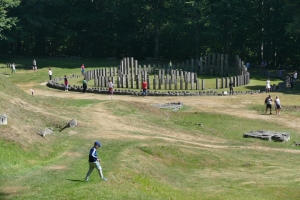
left=280, top=89, right=300, bottom=95
left=0, top=56, right=121, bottom=70
left=244, top=85, right=265, bottom=91
left=0, top=192, right=12, bottom=199
left=277, top=82, right=300, bottom=95
left=66, top=179, right=85, bottom=182
left=59, top=125, right=70, bottom=132
left=250, top=77, right=282, bottom=81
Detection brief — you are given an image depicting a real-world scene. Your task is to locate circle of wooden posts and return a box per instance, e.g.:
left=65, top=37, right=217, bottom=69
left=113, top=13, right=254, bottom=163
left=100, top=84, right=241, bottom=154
left=83, top=55, right=250, bottom=90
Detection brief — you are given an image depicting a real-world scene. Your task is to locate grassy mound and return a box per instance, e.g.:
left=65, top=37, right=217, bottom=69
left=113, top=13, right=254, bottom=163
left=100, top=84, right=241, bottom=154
left=1, top=61, right=300, bottom=199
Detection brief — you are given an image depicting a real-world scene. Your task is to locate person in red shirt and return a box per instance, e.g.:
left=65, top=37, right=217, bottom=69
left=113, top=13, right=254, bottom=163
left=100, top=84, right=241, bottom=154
left=142, top=80, right=148, bottom=96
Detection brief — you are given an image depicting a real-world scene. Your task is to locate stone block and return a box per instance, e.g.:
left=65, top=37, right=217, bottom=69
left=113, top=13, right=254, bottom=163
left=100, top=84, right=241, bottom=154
left=243, top=130, right=290, bottom=142
left=37, top=128, right=54, bottom=137
left=0, top=114, right=7, bottom=125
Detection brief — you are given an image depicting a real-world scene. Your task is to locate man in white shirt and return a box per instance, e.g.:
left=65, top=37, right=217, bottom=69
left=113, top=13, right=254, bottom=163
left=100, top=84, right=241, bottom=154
left=48, top=68, right=52, bottom=80
left=293, top=71, right=297, bottom=83
left=33, top=59, right=37, bottom=71
left=11, top=63, right=16, bottom=74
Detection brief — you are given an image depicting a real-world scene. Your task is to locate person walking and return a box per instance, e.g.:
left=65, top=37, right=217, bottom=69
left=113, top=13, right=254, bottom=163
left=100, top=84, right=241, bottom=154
left=261, top=60, right=267, bottom=75
left=293, top=70, right=297, bottom=83
left=169, top=61, right=172, bottom=70
left=229, top=80, right=234, bottom=95
left=64, top=75, right=68, bottom=91
left=83, top=78, right=88, bottom=93
left=290, top=75, right=294, bottom=89
left=84, top=141, right=107, bottom=182
left=11, top=63, right=16, bottom=74
left=265, top=95, right=273, bottom=115
left=48, top=68, right=52, bottom=80
left=142, top=80, right=148, bottom=97
left=274, top=95, right=281, bottom=115
left=107, top=79, right=114, bottom=95
left=278, top=64, right=282, bottom=78
left=33, top=59, right=37, bottom=71
left=198, top=60, right=201, bottom=71
left=81, top=64, right=85, bottom=75
left=266, top=78, right=271, bottom=93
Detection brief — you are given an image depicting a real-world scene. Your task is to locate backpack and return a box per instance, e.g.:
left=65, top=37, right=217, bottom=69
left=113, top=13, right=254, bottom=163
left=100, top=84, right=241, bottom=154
left=264, top=98, right=268, bottom=104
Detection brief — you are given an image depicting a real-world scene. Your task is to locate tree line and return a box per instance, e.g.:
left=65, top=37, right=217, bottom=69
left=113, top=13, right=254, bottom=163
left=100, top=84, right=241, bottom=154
left=1, top=0, right=300, bottom=67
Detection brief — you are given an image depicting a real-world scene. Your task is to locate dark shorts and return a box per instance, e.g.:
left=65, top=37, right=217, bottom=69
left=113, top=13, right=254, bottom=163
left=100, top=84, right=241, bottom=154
left=276, top=104, right=281, bottom=109
left=266, top=104, right=272, bottom=109
left=108, top=87, right=113, bottom=94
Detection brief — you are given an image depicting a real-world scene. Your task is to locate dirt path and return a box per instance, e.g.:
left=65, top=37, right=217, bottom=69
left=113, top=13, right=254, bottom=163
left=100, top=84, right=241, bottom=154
left=13, top=82, right=300, bottom=151
left=17, top=82, right=300, bottom=131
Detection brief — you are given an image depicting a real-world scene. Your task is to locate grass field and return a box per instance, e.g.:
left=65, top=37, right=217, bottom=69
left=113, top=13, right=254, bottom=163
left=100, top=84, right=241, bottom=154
left=1, top=57, right=300, bottom=200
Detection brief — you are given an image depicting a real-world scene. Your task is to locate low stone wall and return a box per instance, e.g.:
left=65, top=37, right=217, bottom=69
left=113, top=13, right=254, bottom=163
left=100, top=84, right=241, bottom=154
left=47, top=79, right=261, bottom=96
left=47, top=68, right=282, bottom=96
left=84, top=67, right=250, bottom=90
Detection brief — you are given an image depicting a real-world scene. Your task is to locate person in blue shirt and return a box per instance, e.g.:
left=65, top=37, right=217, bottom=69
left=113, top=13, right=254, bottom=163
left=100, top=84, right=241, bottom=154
left=84, top=141, right=107, bottom=181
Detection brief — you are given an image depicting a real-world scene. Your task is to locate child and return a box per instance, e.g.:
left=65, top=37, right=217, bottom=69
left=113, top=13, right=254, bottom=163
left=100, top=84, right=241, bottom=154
left=84, top=141, right=107, bottom=181
left=81, top=64, right=85, bottom=75
left=107, top=79, right=114, bottom=95
left=142, top=80, right=148, bottom=96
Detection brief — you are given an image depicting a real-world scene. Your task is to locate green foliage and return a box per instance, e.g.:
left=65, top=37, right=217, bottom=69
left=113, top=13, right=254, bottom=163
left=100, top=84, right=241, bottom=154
left=0, top=0, right=20, bottom=38
left=0, top=0, right=299, bottom=66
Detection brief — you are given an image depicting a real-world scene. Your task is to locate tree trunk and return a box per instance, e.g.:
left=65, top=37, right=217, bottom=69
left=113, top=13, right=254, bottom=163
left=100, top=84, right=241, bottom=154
left=225, top=21, right=231, bottom=56
left=154, top=20, right=160, bottom=59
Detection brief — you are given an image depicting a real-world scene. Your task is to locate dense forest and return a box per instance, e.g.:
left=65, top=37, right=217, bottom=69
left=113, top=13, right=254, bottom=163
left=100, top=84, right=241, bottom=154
left=1, top=0, right=300, bottom=67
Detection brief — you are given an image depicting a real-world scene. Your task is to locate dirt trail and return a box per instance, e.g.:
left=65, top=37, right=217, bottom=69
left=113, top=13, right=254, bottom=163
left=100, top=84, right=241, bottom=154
left=14, top=82, right=300, bottom=152
left=17, top=82, right=300, bottom=131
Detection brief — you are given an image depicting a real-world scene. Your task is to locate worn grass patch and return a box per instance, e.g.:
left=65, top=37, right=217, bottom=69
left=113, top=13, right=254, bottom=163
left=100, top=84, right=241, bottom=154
left=2, top=59, right=300, bottom=199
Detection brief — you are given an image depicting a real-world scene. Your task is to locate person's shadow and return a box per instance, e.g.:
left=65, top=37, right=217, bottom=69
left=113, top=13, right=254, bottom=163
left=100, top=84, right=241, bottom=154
left=66, top=179, right=85, bottom=182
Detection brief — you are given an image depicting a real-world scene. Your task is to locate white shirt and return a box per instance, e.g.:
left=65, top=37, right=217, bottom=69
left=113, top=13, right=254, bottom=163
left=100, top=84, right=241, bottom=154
left=108, top=82, right=114, bottom=88
left=33, top=60, right=36, bottom=65
left=294, top=73, right=297, bottom=79
left=12, top=64, right=15, bottom=69
left=48, top=70, right=52, bottom=75
left=266, top=80, right=270, bottom=88
left=275, top=98, right=280, bottom=105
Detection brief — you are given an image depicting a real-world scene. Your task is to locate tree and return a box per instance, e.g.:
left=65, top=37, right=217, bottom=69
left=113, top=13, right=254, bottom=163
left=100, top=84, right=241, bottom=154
left=0, top=0, right=20, bottom=39
left=285, top=0, right=300, bottom=34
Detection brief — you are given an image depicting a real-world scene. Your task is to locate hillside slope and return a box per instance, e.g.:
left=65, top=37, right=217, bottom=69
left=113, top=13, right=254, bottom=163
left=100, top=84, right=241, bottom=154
left=2, top=72, right=300, bottom=199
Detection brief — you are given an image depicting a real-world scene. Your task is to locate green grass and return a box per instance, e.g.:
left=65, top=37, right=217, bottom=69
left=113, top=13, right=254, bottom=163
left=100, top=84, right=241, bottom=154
left=1, top=58, right=300, bottom=199
left=1, top=56, right=291, bottom=94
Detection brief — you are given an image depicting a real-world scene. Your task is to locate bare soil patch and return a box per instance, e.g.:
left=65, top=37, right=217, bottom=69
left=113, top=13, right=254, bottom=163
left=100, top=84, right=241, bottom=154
left=12, top=83, right=300, bottom=150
